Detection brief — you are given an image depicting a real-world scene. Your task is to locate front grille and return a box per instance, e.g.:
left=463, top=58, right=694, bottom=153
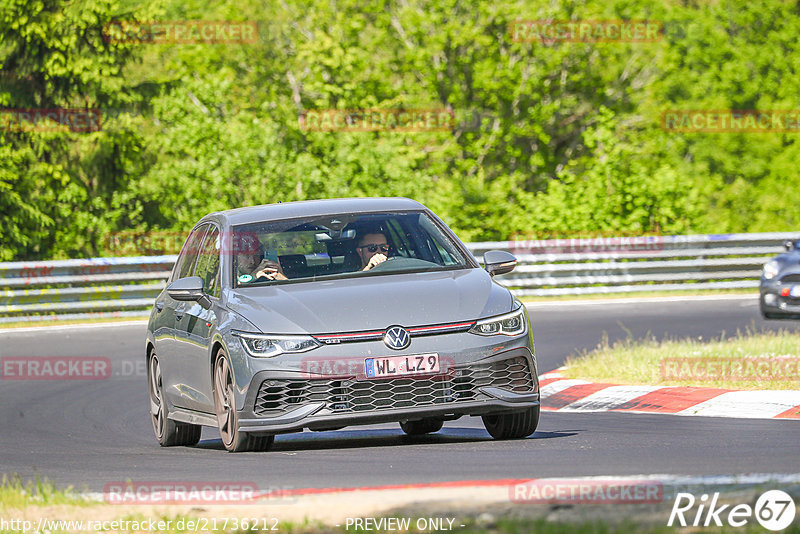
left=254, top=356, right=534, bottom=417
left=313, top=320, right=475, bottom=345
left=780, top=274, right=800, bottom=283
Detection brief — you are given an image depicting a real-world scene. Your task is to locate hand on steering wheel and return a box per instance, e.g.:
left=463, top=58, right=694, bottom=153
left=362, top=253, right=388, bottom=271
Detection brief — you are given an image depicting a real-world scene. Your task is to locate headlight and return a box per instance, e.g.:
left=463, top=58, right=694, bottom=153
left=469, top=308, right=526, bottom=336
left=232, top=332, right=321, bottom=357
left=763, top=260, right=781, bottom=280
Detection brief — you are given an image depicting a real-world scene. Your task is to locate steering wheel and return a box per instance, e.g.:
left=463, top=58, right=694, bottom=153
left=369, top=256, right=437, bottom=272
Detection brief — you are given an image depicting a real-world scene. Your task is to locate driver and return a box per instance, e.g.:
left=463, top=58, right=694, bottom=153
left=356, top=232, right=391, bottom=271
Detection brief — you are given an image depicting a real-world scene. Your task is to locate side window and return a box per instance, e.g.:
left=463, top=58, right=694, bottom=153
left=419, top=215, right=465, bottom=266
left=172, top=225, right=208, bottom=282
left=386, top=219, right=414, bottom=259
left=194, top=226, right=221, bottom=297
left=432, top=238, right=456, bottom=265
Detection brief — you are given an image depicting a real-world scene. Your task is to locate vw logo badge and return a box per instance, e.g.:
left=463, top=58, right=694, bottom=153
left=383, top=326, right=410, bottom=350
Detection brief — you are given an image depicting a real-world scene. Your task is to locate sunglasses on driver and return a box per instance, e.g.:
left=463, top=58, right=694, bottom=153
left=358, top=244, right=390, bottom=253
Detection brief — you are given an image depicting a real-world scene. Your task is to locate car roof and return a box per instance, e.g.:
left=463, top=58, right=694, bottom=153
left=199, top=197, right=428, bottom=227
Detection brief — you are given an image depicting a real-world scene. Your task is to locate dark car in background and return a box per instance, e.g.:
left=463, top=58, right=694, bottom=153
left=760, top=238, right=800, bottom=319
left=145, top=198, right=539, bottom=452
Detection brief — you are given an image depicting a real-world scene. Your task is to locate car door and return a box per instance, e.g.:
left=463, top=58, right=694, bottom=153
left=158, top=224, right=208, bottom=409
left=173, top=225, right=220, bottom=414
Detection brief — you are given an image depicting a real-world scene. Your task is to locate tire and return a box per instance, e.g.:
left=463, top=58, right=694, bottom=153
left=213, top=349, right=274, bottom=452
left=482, top=405, right=540, bottom=440
left=400, top=417, right=444, bottom=435
left=148, top=352, right=201, bottom=447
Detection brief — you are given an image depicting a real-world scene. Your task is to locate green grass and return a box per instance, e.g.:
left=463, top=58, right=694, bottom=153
left=2, top=483, right=798, bottom=534
left=0, top=475, right=87, bottom=509
left=563, top=329, right=800, bottom=390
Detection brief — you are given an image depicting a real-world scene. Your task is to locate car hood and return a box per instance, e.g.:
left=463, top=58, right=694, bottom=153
left=766, top=251, right=800, bottom=277
left=776, top=250, right=800, bottom=264
left=224, top=268, right=512, bottom=334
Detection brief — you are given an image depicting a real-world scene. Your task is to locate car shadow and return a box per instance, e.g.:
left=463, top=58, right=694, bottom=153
left=195, top=427, right=577, bottom=451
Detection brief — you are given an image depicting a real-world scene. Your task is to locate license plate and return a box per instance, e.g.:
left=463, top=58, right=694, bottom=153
left=364, top=353, right=439, bottom=379
left=791, top=286, right=800, bottom=298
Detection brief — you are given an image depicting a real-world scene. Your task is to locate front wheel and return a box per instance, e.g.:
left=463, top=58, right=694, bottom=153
left=213, top=349, right=274, bottom=452
left=148, top=352, right=201, bottom=447
left=400, top=417, right=444, bottom=435
left=482, top=405, right=539, bottom=440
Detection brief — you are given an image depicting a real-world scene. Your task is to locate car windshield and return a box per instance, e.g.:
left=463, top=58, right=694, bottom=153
left=231, top=211, right=470, bottom=286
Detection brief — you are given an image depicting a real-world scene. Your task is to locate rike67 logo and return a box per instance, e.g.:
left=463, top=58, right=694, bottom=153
left=668, top=490, right=796, bottom=531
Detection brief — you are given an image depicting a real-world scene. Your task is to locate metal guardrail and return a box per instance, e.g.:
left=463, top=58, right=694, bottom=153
left=0, top=256, right=175, bottom=323
left=0, top=232, right=794, bottom=323
left=488, top=232, right=795, bottom=296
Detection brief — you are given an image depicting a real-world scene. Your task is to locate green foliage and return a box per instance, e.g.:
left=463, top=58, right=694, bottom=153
left=2, top=0, right=798, bottom=260
left=0, top=0, right=158, bottom=258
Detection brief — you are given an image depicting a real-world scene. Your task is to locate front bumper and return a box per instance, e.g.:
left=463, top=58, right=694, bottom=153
left=760, top=280, right=800, bottom=318
left=236, top=345, right=538, bottom=434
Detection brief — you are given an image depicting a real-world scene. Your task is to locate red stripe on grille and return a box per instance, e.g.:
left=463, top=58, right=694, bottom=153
left=408, top=322, right=475, bottom=333
left=315, top=321, right=475, bottom=342
left=316, top=331, right=384, bottom=340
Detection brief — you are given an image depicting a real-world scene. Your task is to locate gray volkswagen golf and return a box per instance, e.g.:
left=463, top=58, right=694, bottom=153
left=146, top=198, right=539, bottom=452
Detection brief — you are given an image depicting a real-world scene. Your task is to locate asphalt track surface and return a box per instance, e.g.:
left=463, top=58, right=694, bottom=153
left=1, top=296, right=799, bottom=492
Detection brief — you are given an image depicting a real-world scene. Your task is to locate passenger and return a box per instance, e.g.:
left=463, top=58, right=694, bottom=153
left=237, top=250, right=287, bottom=282
left=356, top=232, right=391, bottom=271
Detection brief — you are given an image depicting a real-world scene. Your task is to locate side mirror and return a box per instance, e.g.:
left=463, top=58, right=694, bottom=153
left=785, top=240, right=798, bottom=252
left=484, top=250, right=517, bottom=276
left=167, top=276, right=212, bottom=309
